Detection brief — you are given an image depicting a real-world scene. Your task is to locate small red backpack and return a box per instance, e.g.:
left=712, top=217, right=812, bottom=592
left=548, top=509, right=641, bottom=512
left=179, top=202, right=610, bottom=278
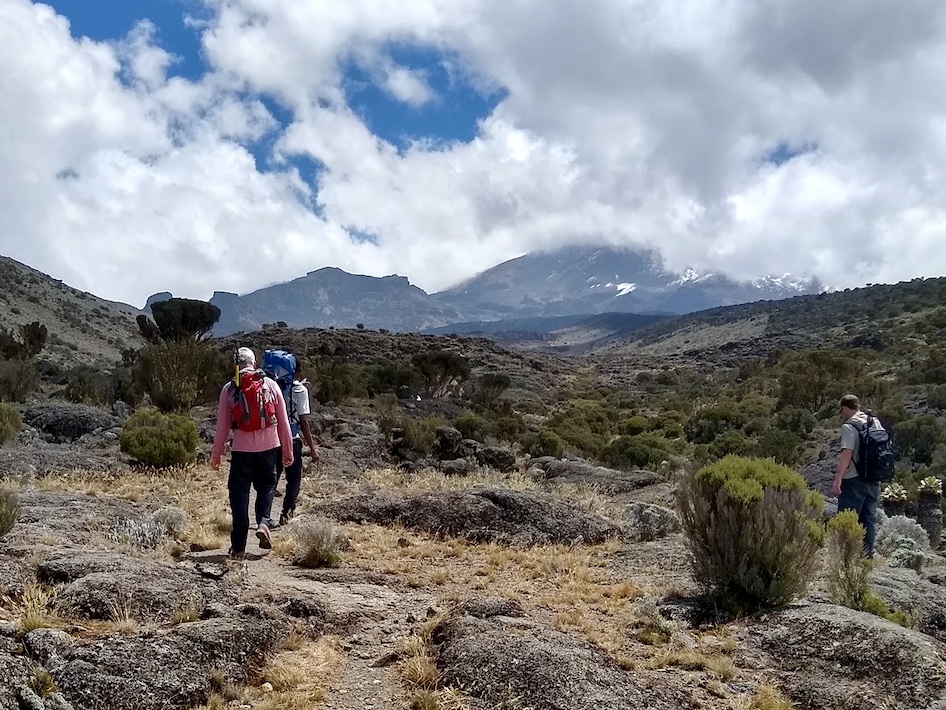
left=229, top=369, right=278, bottom=432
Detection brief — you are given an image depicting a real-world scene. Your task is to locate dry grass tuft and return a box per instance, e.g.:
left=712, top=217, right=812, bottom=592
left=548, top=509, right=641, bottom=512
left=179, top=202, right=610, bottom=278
left=10, top=581, right=63, bottom=636
left=738, top=683, right=796, bottom=710
left=257, top=636, right=342, bottom=706
left=286, top=518, right=348, bottom=568
left=365, top=467, right=536, bottom=493
left=647, top=648, right=736, bottom=680
left=0, top=487, right=20, bottom=540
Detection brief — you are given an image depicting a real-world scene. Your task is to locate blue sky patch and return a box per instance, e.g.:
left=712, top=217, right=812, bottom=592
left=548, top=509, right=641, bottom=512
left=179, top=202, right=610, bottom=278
left=763, top=141, right=817, bottom=167
left=44, top=0, right=208, bottom=81
left=342, top=43, right=506, bottom=150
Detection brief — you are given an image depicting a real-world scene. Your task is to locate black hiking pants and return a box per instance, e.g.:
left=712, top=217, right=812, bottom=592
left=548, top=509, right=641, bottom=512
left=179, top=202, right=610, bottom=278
left=228, top=448, right=278, bottom=554
left=275, top=438, right=304, bottom=522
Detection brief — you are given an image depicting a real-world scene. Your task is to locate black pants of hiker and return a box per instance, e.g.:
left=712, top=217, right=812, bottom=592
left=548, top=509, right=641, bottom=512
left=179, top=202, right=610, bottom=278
left=838, top=475, right=880, bottom=555
left=228, top=448, right=278, bottom=554
left=275, top=438, right=304, bottom=521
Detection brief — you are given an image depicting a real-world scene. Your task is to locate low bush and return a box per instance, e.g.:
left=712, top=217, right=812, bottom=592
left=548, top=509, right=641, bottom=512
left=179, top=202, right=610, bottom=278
left=827, top=511, right=914, bottom=627
left=876, top=514, right=931, bottom=555
left=64, top=366, right=114, bottom=406
left=453, top=414, right=488, bottom=441
left=289, top=518, right=348, bottom=568
left=756, top=428, right=804, bottom=466
left=0, top=488, right=20, bottom=539
left=134, top=340, right=229, bottom=412
left=617, top=416, right=649, bottom=437
left=600, top=433, right=673, bottom=471
left=676, top=456, right=824, bottom=610
left=0, top=359, right=39, bottom=403
left=0, top=403, right=21, bottom=446
left=151, top=506, right=189, bottom=539
left=119, top=410, right=199, bottom=468
left=525, top=429, right=566, bottom=459
left=401, top=416, right=445, bottom=456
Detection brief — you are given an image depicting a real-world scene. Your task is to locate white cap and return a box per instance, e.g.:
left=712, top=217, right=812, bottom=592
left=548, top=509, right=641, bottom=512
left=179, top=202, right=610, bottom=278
left=235, top=347, right=256, bottom=367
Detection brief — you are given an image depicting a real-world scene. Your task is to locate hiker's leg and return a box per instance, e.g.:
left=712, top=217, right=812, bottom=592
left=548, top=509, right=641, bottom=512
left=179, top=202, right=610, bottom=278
left=228, top=451, right=253, bottom=555
left=282, top=438, right=304, bottom=520
left=252, top=447, right=279, bottom=528
left=837, top=476, right=866, bottom=515
left=861, top=481, right=881, bottom=555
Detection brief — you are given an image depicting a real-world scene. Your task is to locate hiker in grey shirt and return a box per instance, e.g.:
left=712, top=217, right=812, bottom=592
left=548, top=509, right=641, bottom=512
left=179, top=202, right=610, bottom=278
left=832, top=394, right=882, bottom=556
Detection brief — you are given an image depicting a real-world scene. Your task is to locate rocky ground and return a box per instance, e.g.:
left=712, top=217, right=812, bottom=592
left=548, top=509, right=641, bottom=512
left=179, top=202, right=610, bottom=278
left=1, top=403, right=946, bottom=710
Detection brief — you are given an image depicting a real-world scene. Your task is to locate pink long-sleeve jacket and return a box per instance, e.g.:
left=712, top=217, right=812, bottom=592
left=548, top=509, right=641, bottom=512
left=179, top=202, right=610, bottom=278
left=210, top=370, right=294, bottom=467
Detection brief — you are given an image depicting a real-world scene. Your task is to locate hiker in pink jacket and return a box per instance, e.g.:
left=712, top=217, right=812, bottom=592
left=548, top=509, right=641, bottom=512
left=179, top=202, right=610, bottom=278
left=211, top=347, right=293, bottom=560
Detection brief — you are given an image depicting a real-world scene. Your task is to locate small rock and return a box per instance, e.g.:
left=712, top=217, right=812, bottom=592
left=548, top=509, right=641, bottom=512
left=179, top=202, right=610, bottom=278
left=260, top=682, right=274, bottom=693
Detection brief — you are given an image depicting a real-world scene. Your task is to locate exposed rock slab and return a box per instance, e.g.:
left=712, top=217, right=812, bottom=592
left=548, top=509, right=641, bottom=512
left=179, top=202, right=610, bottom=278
left=431, top=611, right=681, bottom=710
left=312, top=487, right=620, bottom=545
left=744, top=602, right=946, bottom=709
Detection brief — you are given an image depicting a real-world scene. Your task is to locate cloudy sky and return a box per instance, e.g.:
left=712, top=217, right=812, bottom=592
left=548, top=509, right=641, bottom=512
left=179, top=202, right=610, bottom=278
left=2, top=0, right=945, bottom=307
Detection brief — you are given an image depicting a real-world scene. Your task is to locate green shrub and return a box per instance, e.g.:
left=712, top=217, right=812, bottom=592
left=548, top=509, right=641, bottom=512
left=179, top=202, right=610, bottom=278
left=676, top=456, right=825, bottom=610
left=134, top=340, right=229, bottom=412
left=119, top=410, right=199, bottom=468
left=708, top=430, right=756, bottom=460
left=64, top=366, right=114, bottom=405
left=0, top=404, right=21, bottom=446
left=826, top=511, right=914, bottom=628
left=454, top=414, right=488, bottom=441
left=756, top=428, right=803, bottom=466
left=684, top=403, right=747, bottom=444
left=617, top=416, right=649, bottom=437
left=773, top=406, right=817, bottom=436
left=401, top=416, right=444, bottom=455
left=0, top=359, right=39, bottom=403
left=487, top=415, right=525, bottom=443
left=600, top=433, right=672, bottom=471
left=526, top=429, right=566, bottom=459
left=0, top=488, right=19, bottom=539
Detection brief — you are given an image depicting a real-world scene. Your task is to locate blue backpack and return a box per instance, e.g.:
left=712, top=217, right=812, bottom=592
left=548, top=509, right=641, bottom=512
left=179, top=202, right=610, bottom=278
left=263, top=349, right=298, bottom=433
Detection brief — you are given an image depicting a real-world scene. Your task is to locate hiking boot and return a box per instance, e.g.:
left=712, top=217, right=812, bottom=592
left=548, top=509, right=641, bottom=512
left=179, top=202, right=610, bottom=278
left=228, top=547, right=246, bottom=561
left=279, top=509, right=294, bottom=528
left=256, top=523, right=272, bottom=550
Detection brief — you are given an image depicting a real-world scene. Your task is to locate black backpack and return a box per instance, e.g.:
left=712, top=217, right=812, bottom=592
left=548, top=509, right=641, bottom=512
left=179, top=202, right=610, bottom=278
left=851, top=412, right=895, bottom=483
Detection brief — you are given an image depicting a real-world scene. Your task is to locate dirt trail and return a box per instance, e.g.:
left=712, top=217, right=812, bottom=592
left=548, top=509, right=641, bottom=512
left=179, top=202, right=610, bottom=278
left=234, top=540, right=436, bottom=710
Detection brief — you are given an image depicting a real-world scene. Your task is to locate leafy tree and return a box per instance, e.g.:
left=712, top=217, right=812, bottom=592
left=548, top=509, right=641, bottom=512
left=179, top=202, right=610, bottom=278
left=776, top=350, right=862, bottom=410
left=141, top=298, right=221, bottom=342
left=0, top=322, right=47, bottom=360
left=894, top=415, right=946, bottom=466
left=685, top=403, right=747, bottom=445
left=773, top=407, right=817, bottom=437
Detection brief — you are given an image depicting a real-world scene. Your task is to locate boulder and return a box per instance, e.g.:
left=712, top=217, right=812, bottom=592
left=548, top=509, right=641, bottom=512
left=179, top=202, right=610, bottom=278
left=743, top=602, right=946, bottom=709
left=623, top=502, right=679, bottom=541
left=24, top=607, right=287, bottom=710
left=433, top=427, right=463, bottom=461
left=528, top=458, right=662, bottom=495
left=21, top=405, right=120, bottom=444
left=39, top=552, right=213, bottom=623
left=313, top=487, right=620, bottom=546
left=869, top=566, right=946, bottom=643
left=474, top=446, right=516, bottom=472
left=431, top=613, right=680, bottom=710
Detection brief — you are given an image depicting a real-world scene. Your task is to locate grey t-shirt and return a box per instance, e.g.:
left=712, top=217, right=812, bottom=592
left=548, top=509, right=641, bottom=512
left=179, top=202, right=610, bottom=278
left=840, top=412, right=883, bottom=479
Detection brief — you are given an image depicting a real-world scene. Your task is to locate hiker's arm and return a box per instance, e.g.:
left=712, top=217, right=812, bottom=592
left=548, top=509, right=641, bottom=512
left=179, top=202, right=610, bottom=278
left=210, top=387, right=231, bottom=470
left=273, top=385, right=294, bottom=465
left=300, top=416, right=318, bottom=461
left=833, top=448, right=853, bottom=497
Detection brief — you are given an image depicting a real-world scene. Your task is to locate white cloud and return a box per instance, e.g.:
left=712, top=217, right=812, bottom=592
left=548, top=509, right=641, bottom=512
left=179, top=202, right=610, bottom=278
left=1, top=0, right=946, bottom=309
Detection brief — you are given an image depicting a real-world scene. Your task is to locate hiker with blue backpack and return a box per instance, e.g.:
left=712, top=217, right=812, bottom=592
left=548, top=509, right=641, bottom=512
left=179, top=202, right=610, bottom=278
left=211, top=347, right=294, bottom=560
left=833, top=394, right=896, bottom=557
left=263, top=349, right=319, bottom=527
